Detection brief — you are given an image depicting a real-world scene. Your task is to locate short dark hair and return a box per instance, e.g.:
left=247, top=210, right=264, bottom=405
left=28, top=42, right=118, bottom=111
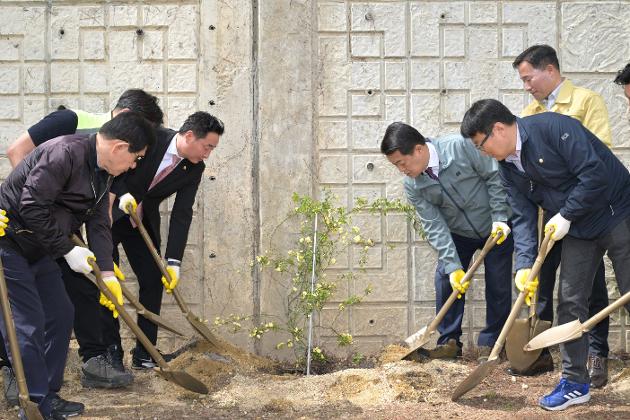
left=114, top=89, right=164, bottom=126
left=512, top=44, right=560, bottom=72
left=461, top=99, right=517, bottom=139
left=380, top=122, right=426, bottom=155
left=99, top=112, right=156, bottom=153
left=178, top=111, right=225, bottom=138
left=614, top=63, right=630, bottom=86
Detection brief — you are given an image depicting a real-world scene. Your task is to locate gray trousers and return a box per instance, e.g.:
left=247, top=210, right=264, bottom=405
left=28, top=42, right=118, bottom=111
left=559, top=217, right=630, bottom=384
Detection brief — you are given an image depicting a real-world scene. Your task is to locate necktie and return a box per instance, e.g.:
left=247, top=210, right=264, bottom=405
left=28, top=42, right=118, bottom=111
left=134, top=154, right=182, bottom=223
left=425, top=167, right=438, bottom=181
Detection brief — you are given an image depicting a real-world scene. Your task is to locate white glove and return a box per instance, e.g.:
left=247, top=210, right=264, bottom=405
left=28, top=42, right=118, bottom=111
left=545, top=212, right=571, bottom=241
left=118, top=193, right=137, bottom=214
left=491, top=221, right=511, bottom=245
left=64, top=246, right=95, bottom=274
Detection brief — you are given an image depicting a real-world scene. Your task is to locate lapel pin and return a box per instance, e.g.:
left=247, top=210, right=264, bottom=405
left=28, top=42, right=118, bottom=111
left=538, top=158, right=543, bottom=164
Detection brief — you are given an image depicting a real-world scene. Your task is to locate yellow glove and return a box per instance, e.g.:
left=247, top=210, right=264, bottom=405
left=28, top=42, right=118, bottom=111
left=449, top=269, right=469, bottom=299
left=0, top=209, right=8, bottom=237
left=515, top=268, right=538, bottom=306
left=113, top=263, right=126, bottom=281
left=118, top=193, right=137, bottom=215
left=491, top=221, right=510, bottom=245
left=161, top=264, right=180, bottom=294
left=100, top=275, right=123, bottom=318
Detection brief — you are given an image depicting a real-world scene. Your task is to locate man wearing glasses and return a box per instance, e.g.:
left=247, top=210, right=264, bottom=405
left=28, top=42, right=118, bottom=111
left=2, top=90, right=164, bottom=402
left=381, top=122, right=513, bottom=360
left=0, top=113, right=155, bottom=419
left=461, top=98, right=630, bottom=411
left=511, top=45, right=613, bottom=385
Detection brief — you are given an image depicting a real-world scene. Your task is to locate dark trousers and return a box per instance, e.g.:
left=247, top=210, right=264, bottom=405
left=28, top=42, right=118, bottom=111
left=435, top=232, right=513, bottom=347
left=559, top=217, right=630, bottom=384
left=537, top=240, right=609, bottom=357
left=0, top=248, right=73, bottom=417
left=101, top=217, right=165, bottom=352
left=60, top=258, right=107, bottom=362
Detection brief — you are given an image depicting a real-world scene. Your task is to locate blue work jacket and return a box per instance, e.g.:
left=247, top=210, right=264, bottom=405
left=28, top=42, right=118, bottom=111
left=405, top=134, right=511, bottom=274
left=500, top=114, right=630, bottom=271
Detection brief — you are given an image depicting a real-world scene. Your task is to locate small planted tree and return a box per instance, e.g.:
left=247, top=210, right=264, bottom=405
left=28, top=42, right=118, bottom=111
left=215, top=191, right=420, bottom=366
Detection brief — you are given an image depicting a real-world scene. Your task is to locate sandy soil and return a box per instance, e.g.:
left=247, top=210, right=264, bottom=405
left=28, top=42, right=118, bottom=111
left=2, top=340, right=629, bottom=419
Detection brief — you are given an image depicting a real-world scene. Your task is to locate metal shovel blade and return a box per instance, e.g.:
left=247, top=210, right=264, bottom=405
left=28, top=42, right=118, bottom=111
left=19, top=395, right=43, bottom=420
left=158, top=369, right=209, bottom=394
left=524, top=319, right=583, bottom=351
left=451, top=357, right=501, bottom=401
left=505, top=318, right=551, bottom=371
left=401, top=326, right=432, bottom=360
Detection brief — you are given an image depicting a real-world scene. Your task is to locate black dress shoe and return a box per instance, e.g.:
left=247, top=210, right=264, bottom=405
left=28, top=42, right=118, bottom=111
left=507, top=351, right=554, bottom=376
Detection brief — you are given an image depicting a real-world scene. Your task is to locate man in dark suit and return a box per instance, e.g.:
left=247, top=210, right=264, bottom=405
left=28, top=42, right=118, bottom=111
left=106, top=111, right=224, bottom=369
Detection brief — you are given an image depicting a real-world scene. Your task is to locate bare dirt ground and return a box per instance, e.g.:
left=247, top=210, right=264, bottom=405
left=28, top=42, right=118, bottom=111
left=2, top=340, right=630, bottom=419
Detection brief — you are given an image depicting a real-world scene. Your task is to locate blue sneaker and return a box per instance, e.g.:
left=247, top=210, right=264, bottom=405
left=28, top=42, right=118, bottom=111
left=539, top=378, right=590, bottom=411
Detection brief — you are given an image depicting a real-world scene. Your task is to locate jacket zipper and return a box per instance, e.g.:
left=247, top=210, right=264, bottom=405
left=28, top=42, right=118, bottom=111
left=436, top=179, right=484, bottom=240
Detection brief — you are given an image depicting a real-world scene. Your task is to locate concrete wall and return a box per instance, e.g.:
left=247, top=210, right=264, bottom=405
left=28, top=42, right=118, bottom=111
left=1, top=1, right=629, bottom=356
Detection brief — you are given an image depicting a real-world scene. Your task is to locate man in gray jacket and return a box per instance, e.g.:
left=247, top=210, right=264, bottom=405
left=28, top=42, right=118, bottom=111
left=381, top=122, right=513, bottom=359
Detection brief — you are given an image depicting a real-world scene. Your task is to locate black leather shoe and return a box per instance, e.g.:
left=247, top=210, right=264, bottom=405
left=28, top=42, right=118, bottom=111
left=50, top=394, right=85, bottom=417
left=588, top=353, right=608, bottom=388
left=507, top=351, right=554, bottom=376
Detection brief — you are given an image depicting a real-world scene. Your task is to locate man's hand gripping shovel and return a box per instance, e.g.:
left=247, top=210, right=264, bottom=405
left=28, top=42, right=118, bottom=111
left=451, top=228, right=555, bottom=401
left=125, top=204, right=221, bottom=348
left=400, top=233, right=503, bottom=360
left=71, top=235, right=208, bottom=395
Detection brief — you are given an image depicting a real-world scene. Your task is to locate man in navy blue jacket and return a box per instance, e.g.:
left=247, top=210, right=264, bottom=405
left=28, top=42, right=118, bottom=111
left=460, top=99, right=630, bottom=411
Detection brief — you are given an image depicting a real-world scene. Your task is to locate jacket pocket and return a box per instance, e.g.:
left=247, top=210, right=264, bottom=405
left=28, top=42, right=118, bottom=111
left=6, top=229, right=47, bottom=264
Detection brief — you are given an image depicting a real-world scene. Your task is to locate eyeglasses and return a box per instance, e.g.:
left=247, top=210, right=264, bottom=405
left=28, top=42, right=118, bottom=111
left=475, top=131, right=492, bottom=151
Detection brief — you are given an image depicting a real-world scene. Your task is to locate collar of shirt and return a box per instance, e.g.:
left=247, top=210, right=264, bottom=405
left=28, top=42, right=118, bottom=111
left=542, top=80, right=564, bottom=110
left=504, top=123, right=525, bottom=172
left=426, top=141, right=440, bottom=177
left=156, top=133, right=184, bottom=175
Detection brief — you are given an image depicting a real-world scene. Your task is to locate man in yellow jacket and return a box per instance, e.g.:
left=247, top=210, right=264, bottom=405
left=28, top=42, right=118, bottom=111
left=509, top=44, right=612, bottom=388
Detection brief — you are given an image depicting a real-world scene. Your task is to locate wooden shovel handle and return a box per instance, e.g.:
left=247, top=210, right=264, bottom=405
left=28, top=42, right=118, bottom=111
left=0, top=259, right=34, bottom=408
left=126, top=206, right=193, bottom=315
left=425, top=234, right=502, bottom=336
left=583, top=289, right=630, bottom=331
left=488, top=231, right=555, bottom=360
left=70, top=235, right=169, bottom=369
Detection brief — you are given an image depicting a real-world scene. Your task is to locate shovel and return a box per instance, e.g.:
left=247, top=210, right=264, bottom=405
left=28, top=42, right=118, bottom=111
left=505, top=208, right=551, bottom=370
left=71, top=236, right=208, bottom=394
left=0, top=259, right=44, bottom=420
left=73, top=236, right=187, bottom=338
left=126, top=205, right=221, bottom=348
left=525, top=289, right=630, bottom=351
left=451, top=230, right=555, bottom=401
left=83, top=271, right=187, bottom=338
left=504, top=292, right=551, bottom=370
left=401, top=233, right=502, bottom=360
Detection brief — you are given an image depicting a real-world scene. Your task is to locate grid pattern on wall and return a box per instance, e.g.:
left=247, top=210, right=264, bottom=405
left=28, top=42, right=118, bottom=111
left=315, top=1, right=630, bottom=353
left=0, top=2, right=205, bottom=341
